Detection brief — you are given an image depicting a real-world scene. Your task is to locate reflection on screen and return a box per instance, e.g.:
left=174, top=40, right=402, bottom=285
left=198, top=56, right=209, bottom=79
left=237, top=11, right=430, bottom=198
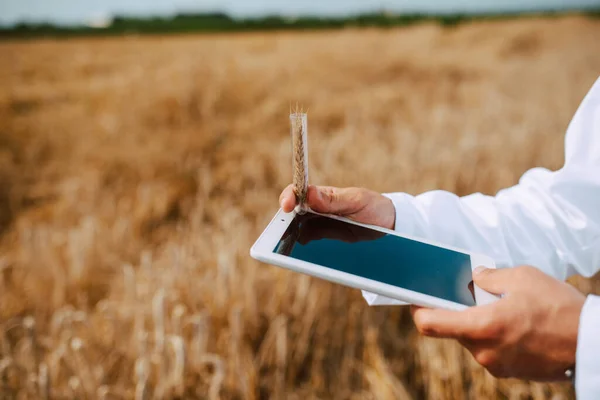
left=274, top=213, right=475, bottom=306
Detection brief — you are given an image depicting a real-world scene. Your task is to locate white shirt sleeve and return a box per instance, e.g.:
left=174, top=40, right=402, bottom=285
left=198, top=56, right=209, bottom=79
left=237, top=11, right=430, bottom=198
left=364, top=75, right=600, bottom=287
left=361, top=76, right=600, bottom=397
left=576, top=295, right=600, bottom=400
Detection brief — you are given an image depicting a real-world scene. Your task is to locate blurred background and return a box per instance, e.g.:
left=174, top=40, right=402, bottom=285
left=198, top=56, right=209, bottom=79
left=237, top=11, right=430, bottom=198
left=1, top=1, right=600, bottom=399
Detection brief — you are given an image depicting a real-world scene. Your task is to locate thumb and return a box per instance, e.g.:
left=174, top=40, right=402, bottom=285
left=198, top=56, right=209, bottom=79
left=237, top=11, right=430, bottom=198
left=472, top=266, right=514, bottom=295
left=307, top=186, right=361, bottom=215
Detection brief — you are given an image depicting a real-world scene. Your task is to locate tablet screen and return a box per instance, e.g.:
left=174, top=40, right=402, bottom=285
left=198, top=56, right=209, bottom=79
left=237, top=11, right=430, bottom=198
left=274, top=212, right=476, bottom=306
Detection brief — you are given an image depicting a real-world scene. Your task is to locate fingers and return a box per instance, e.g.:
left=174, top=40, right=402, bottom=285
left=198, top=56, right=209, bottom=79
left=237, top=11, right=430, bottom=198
left=412, top=306, right=466, bottom=339
left=279, top=184, right=296, bottom=212
left=411, top=269, right=519, bottom=341
left=307, top=186, right=362, bottom=215
left=279, top=185, right=364, bottom=215
left=412, top=304, right=493, bottom=340
left=472, top=267, right=515, bottom=295
left=410, top=305, right=422, bottom=319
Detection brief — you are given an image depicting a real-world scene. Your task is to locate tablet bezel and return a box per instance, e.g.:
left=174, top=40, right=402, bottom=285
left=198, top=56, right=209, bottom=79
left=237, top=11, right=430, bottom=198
left=250, top=208, right=499, bottom=311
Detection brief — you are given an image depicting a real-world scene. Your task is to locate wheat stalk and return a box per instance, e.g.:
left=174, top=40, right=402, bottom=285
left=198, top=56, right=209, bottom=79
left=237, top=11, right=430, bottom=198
left=134, top=331, right=150, bottom=400
left=152, top=289, right=165, bottom=355
left=23, top=316, right=38, bottom=368
left=67, top=376, right=82, bottom=398
left=97, top=385, right=111, bottom=400
left=38, top=363, right=50, bottom=400
left=291, top=106, right=309, bottom=215
left=167, top=335, right=185, bottom=397
left=69, top=337, right=95, bottom=396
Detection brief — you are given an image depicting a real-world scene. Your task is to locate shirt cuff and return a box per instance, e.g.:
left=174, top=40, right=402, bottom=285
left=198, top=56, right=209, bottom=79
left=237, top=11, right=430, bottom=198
left=382, top=192, right=420, bottom=236
left=576, top=294, right=600, bottom=399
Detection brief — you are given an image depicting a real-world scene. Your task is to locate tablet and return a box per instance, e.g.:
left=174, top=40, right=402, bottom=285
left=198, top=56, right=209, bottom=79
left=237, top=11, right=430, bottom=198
left=250, top=209, right=499, bottom=310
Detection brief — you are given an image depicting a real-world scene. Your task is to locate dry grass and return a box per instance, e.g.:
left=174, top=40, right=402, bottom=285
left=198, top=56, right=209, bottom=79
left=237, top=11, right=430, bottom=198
left=1, top=15, right=600, bottom=399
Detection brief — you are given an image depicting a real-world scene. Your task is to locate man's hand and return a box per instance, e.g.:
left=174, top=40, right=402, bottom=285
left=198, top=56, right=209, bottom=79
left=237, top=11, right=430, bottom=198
left=412, top=266, right=586, bottom=381
left=279, top=184, right=396, bottom=230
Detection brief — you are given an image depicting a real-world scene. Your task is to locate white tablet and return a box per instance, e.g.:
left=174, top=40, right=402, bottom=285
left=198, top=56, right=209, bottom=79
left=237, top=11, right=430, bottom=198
left=250, top=209, right=499, bottom=311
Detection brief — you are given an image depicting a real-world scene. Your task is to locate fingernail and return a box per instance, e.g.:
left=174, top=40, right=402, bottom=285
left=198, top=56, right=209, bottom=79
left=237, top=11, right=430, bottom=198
left=473, top=266, right=486, bottom=275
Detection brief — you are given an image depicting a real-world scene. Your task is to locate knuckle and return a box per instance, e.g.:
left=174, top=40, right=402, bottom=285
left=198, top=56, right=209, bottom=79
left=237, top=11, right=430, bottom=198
left=322, top=187, right=335, bottom=204
left=328, top=189, right=338, bottom=205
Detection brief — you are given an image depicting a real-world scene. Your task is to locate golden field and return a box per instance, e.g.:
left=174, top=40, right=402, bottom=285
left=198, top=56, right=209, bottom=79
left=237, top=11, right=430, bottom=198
left=1, top=15, right=600, bottom=399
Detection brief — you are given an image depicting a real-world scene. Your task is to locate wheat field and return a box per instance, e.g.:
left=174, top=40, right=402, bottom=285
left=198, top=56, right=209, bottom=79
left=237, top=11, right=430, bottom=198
left=1, top=15, right=600, bottom=399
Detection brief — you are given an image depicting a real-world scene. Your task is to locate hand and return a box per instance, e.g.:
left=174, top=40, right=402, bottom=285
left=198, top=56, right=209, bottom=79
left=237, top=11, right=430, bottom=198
left=411, top=266, right=586, bottom=381
left=279, top=184, right=396, bottom=230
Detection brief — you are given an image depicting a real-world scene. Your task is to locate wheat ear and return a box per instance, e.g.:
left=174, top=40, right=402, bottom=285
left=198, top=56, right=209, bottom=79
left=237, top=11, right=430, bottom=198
left=291, top=108, right=309, bottom=214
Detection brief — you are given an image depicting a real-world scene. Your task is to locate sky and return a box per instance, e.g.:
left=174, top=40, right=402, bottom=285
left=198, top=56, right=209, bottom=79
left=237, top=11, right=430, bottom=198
left=1, top=0, right=599, bottom=26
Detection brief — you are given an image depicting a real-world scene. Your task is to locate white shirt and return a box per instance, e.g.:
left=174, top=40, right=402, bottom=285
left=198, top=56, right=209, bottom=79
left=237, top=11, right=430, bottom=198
left=363, top=76, right=600, bottom=398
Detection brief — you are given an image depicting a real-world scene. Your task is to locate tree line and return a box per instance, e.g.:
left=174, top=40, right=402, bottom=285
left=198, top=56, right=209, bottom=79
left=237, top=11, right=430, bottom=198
left=1, top=10, right=599, bottom=39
